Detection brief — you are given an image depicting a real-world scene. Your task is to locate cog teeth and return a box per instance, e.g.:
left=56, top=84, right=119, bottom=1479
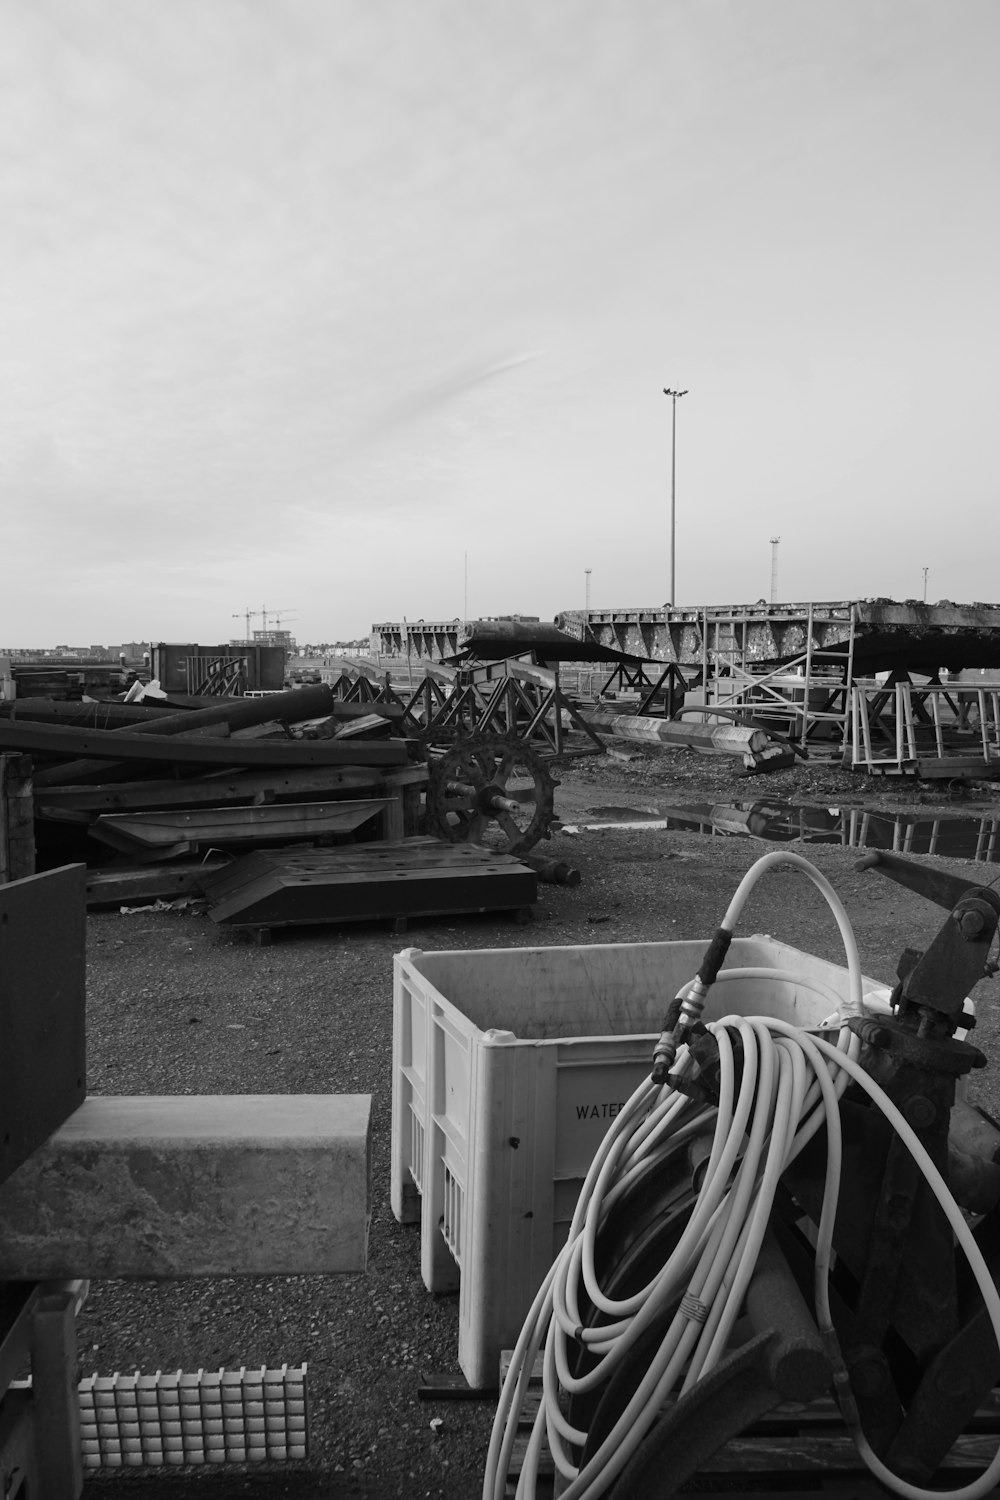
left=425, top=734, right=556, bottom=855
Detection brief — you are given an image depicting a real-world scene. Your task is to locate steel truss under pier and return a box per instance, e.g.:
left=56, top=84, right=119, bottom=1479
left=552, top=600, right=1000, bottom=761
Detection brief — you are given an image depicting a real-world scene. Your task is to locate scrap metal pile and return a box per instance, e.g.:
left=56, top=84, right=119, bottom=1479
left=0, top=683, right=543, bottom=933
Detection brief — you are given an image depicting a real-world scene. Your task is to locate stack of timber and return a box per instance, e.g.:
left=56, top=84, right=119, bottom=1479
left=0, top=685, right=436, bottom=915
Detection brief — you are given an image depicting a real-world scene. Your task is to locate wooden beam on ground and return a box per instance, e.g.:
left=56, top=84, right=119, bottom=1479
left=0, top=720, right=409, bottom=778
left=381, top=764, right=428, bottom=840
left=583, top=710, right=773, bottom=756
left=85, top=859, right=231, bottom=906
left=329, top=700, right=404, bottom=723
left=0, top=1094, right=372, bottom=1277
left=98, top=683, right=336, bottom=739
left=0, top=754, right=34, bottom=882
left=35, top=764, right=386, bottom=815
left=0, top=698, right=181, bottom=726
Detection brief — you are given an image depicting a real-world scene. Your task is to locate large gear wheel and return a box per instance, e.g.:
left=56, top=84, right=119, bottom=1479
left=425, top=735, right=558, bottom=855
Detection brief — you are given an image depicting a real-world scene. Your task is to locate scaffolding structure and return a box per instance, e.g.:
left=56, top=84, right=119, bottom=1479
left=685, top=601, right=859, bottom=756
left=850, top=680, right=1000, bottom=776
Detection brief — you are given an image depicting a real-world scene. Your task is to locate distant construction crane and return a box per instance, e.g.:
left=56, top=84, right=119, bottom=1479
left=232, top=606, right=298, bottom=640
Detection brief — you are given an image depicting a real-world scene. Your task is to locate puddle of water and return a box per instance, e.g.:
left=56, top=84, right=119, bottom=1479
left=587, top=805, right=664, bottom=822
left=572, top=800, right=1000, bottom=863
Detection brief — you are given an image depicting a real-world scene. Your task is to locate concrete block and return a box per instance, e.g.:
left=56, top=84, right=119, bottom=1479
left=0, top=1095, right=371, bottom=1278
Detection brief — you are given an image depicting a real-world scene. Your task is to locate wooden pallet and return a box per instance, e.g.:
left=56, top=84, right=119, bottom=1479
left=498, top=1354, right=1000, bottom=1498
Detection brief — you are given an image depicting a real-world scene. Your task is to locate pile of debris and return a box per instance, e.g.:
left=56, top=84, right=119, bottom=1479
left=0, top=685, right=537, bottom=936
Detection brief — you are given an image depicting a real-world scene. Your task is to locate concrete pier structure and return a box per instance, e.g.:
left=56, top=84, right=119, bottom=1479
left=373, top=601, right=1000, bottom=676
left=554, top=600, right=1000, bottom=676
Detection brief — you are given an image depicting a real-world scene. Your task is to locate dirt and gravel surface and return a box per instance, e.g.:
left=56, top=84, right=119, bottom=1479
left=74, top=742, right=1000, bottom=1500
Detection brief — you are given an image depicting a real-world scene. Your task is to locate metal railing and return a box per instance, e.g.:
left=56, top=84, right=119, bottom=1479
left=850, top=682, right=1000, bottom=773
left=183, top=655, right=249, bottom=696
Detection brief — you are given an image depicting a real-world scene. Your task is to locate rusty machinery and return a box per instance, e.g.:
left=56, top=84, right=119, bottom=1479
left=324, top=666, right=570, bottom=855
left=425, top=734, right=558, bottom=857
left=486, top=851, right=1000, bottom=1498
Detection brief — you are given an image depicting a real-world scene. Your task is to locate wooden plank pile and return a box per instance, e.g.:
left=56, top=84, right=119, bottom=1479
left=0, top=681, right=545, bottom=931
left=0, top=685, right=441, bottom=921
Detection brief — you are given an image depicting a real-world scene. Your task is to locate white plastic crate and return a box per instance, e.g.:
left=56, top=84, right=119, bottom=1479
left=391, top=934, right=893, bottom=1387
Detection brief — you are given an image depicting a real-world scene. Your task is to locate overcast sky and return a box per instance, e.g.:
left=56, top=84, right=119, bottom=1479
left=2, top=0, right=998, bottom=648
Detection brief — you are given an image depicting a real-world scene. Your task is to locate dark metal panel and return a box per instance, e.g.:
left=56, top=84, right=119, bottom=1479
left=201, top=839, right=537, bottom=928
left=458, top=619, right=651, bottom=665
left=89, top=798, right=391, bottom=853
left=0, top=865, right=87, bottom=1186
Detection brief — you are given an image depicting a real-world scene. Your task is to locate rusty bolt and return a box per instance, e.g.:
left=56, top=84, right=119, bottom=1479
left=904, top=1095, right=937, bottom=1130
left=857, top=1021, right=891, bottom=1049
left=957, top=908, right=987, bottom=939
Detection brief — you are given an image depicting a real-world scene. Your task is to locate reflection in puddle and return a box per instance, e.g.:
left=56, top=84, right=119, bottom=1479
left=581, top=801, right=1000, bottom=863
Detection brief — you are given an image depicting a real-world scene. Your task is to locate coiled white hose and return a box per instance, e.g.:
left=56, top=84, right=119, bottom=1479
left=482, top=853, right=1000, bottom=1500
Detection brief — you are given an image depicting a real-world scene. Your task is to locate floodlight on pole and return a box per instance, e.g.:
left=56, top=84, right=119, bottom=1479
left=663, top=388, right=688, bottom=607
left=585, top=569, right=592, bottom=611
left=770, top=537, right=780, bottom=604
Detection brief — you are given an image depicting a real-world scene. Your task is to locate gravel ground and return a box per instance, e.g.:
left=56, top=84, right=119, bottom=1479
left=72, top=742, right=1000, bottom=1499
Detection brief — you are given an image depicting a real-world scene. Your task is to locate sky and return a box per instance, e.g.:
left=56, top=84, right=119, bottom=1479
left=2, top=0, right=999, bottom=648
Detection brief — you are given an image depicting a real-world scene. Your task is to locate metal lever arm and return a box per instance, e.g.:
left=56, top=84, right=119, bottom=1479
left=855, top=849, right=987, bottom=911
left=858, top=851, right=1000, bottom=1019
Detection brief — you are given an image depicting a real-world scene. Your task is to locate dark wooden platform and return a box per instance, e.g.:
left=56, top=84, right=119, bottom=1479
left=199, top=836, right=537, bottom=934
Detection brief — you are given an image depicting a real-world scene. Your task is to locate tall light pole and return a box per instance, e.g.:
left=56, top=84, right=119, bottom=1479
left=585, top=568, right=592, bottom=611
left=663, top=388, right=688, bottom=607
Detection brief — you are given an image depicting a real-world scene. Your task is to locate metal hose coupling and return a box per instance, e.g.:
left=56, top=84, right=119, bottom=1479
left=651, top=926, right=734, bottom=1085
left=651, top=978, right=712, bottom=1084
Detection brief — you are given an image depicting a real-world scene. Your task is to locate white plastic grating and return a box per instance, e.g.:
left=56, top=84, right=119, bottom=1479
left=442, top=1165, right=463, bottom=1264
left=73, top=1364, right=308, bottom=1468
left=409, top=1105, right=425, bottom=1193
